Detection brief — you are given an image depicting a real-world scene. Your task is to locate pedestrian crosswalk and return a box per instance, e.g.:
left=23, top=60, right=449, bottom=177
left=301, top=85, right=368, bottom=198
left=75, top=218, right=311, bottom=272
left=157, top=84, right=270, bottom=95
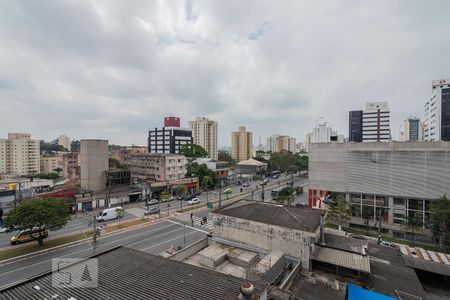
left=172, top=213, right=214, bottom=230
left=126, top=207, right=146, bottom=217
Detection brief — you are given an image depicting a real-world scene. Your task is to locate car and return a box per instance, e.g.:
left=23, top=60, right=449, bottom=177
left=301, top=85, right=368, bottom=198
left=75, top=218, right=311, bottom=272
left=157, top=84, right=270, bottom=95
left=0, top=226, right=8, bottom=233
left=242, top=182, right=250, bottom=187
left=184, top=194, right=195, bottom=201
left=349, top=234, right=367, bottom=240
left=97, top=207, right=123, bottom=222
left=176, top=195, right=184, bottom=200
left=10, top=227, right=48, bottom=245
left=260, top=178, right=270, bottom=186
left=272, top=174, right=279, bottom=179
left=187, top=198, right=200, bottom=205
left=161, top=196, right=174, bottom=202
left=295, top=203, right=307, bottom=208
left=147, top=199, right=159, bottom=206
left=379, top=241, right=399, bottom=249
left=144, top=206, right=160, bottom=215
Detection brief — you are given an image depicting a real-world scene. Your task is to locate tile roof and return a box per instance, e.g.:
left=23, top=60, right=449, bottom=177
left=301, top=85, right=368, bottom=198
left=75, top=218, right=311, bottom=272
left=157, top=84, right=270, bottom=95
left=0, top=247, right=269, bottom=300
left=213, top=200, right=321, bottom=233
left=236, top=158, right=267, bottom=166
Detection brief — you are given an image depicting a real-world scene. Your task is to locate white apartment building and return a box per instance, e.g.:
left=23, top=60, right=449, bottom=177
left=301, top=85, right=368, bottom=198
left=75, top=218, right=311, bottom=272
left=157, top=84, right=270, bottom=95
left=57, top=134, right=71, bottom=150
left=0, top=133, right=40, bottom=176
left=312, top=123, right=333, bottom=143
left=231, top=126, right=253, bottom=162
left=362, top=101, right=390, bottom=142
left=127, top=153, right=186, bottom=182
left=424, top=79, right=450, bottom=141
left=189, top=117, right=218, bottom=160
left=266, top=134, right=296, bottom=153
left=399, top=117, right=424, bottom=142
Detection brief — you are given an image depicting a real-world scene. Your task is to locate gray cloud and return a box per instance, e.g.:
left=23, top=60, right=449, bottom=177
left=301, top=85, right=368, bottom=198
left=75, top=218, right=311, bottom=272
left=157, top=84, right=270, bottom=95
left=0, top=0, right=450, bottom=147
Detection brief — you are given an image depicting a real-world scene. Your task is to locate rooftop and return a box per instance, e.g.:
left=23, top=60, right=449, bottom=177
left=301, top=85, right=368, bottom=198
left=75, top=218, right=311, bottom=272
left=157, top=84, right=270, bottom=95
left=323, top=233, right=368, bottom=255
left=236, top=158, right=268, bottom=166
left=0, top=246, right=269, bottom=300
left=213, top=200, right=321, bottom=233
left=312, top=246, right=371, bottom=273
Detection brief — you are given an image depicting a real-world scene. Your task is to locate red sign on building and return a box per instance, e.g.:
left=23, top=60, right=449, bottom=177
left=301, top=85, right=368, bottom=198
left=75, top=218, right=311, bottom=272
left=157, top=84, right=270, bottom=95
left=164, top=116, right=180, bottom=127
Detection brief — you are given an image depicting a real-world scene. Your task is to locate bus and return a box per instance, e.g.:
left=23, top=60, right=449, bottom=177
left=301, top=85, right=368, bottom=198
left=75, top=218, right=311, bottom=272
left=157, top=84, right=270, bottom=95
left=271, top=186, right=286, bottom=199
left=269, top=170, right=281, bottom=179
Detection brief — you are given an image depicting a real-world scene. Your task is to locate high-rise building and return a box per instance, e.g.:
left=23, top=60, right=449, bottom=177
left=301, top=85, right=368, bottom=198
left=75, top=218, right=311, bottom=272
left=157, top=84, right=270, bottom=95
left=189, top=117, right=218, bottom=160
left=349, top=111, right=363, bottom=142
left=424, top=79, right=450, bottom=141
left=80, top=139, right=108, bottom=191
left=57, top=134, right=70, bottom=150
left=313, top=123, right=333, bottom=143
left=362, top=101, right=390, bottom=142
left=266, top=134, right=296, bottom=153
left=231, top=126, right=253, bottom=162
left=148, top=118, right=192, bottom=154
left=0, top=133, right=40, bottom=176
left=399, top=117, right=424, bottom=142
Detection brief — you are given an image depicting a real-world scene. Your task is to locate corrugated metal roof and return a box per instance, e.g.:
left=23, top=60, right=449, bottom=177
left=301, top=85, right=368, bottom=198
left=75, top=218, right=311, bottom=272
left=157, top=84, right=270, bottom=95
left=0, top=247, right=269, bottom=300
left=400, top=245, right=450, bottom=276
left=312, top=246, right=371, bottom=273
left=323, top=233, right=368, bottom=255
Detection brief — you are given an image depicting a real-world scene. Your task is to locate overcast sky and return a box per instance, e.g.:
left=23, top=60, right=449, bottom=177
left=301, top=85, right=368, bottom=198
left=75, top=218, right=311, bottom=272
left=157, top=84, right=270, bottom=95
left=1, top=1, right=449, bottom=147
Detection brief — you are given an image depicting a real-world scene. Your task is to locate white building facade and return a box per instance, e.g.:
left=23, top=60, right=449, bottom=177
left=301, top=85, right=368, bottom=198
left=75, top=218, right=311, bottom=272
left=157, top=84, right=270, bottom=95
left=399, top=117, right=424, bottom=142
left=0, top=133, right=40, bottom=176
left=57, top=134, right=71, bottom=150
left=362, top=101, right=390, bottom=142
left=189, top=117, right=218, bottom=160
left=424, top=79, right=450, bottom=141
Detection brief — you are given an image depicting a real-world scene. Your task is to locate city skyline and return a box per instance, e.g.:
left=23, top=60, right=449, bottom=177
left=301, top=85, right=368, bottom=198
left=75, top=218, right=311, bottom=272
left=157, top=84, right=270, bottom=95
left=0, top=1, right=450, bottom=146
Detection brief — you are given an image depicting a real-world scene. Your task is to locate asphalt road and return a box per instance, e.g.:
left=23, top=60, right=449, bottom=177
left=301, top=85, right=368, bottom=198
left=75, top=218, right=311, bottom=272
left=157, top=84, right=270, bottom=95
left=0, top=220, right=206, bottom=289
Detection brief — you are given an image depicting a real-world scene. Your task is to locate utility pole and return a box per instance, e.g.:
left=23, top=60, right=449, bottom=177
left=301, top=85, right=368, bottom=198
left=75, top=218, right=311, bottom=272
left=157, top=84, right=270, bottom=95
left=218, top=184, right=222, bottom=208
left=377, top=200, right=383, bottom=243
left=92, top=214, right=98, bottom=254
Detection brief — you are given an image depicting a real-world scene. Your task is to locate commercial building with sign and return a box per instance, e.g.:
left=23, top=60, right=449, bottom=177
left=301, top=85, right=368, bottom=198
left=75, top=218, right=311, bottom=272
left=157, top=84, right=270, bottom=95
left=424, top=78, right=450, bottom=141
left=308, top=141, right=450, bottom=241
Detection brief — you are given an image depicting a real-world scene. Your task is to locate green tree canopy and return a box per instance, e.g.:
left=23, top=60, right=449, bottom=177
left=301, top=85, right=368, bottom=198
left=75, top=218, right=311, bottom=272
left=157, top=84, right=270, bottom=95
left=33, top=172, right=59, bottom=180
left=109, top=158, right=126, bottom=169
left=218, top=151, right=235, bottom=165
left=70, top=140, right=80, bottom=152
left=275, top=187, right=295, bottom=205
left=5, top=198, right=69, bottom=245
left=201, top=175, right=214, bottom=190
left=40, top=140, right=67, bottom=153
left=402, top=216, right=423, bottom=244
left=174, top=184, right=187, bottom=195
left=180, top=144, right=209, bottom=162
left=327, top=194, right=351, bottom=230
left=431, top=195, right=450, bottom=250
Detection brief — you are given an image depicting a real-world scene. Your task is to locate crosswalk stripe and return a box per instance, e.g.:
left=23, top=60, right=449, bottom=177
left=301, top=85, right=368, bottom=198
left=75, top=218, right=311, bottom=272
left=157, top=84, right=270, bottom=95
left=172, top=214, right=213, bottom=230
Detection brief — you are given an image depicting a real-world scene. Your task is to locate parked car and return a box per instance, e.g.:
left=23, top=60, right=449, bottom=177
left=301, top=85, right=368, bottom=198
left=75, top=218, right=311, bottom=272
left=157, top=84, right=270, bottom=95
left=295, top=203, right=307, bottom=208
left=144, top=206, right=160, bottom=216
left=184, top=194, right=195, bottom=201
left=349, top=234, right=367, bottom=240
left=272, top=174, right=279, bottom=179
left=10, top=227, right=48, bottom=245
left=161, top=196, right=174, bottom=202
left=97, top=207, right=123, bottom=222
left=242, top=182, right=250, bottom=187
left=260, top=178, right=270, bottom=186
left=176, top=195, right=184, bottom=200
left=0, top=226, right=8, bottom=233
left=187, top=198, right=200, bottom=205
left=379, top=241, right=399, bottom=249
left=147, top=199, right=159, bottom=206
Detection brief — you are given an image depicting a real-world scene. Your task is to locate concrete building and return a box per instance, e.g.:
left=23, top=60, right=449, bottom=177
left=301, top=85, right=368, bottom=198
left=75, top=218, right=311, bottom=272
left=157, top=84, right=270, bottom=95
left=424, top=78, right=450, bottom=141
left=308, top=141, right=450, bottom=241
left=312, top=123, right=333, bottom=143
left=62, top=152, right=79, bottom=178
left=362, top=101, right=391, bottom=142
left=304, top=132, right=313, bottom=153
left=266, top=135, right=296, bottom=153
left=235, top=158, right=268, bottom=175
left=0, top=133, right=40, bottom=176
left=40, top=154, right=64, bottom=173
left=231, top=126, right=253, bottom=162
left=80, top=139, right=108, bottom=191
left=127, top=153, right=186, bottom=182
left=148, top=125, right=192, bottom=155
left=399, top=117, right=424, bottom=142
left=57, top=134, right=70, bottom=150
left=189, top=117, right=218, bottom=160
left=194, top=158, right=230, bottom=182
left=212, top=200, right=321, bottom=269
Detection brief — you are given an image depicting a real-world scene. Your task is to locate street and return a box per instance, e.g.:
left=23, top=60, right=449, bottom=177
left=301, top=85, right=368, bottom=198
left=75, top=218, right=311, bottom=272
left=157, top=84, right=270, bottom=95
left=0, top=220, right=206, bottom=288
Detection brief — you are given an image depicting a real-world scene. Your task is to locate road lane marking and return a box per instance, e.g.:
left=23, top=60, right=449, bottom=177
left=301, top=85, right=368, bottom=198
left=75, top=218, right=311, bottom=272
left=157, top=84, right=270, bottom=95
left=166, top=219, right=210, bottom=234
left=139, top=232, right=201, bottom=251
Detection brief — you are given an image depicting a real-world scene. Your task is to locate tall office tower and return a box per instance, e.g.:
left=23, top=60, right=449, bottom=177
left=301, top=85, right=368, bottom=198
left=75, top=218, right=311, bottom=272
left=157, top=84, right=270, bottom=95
left=399, top=117, right=424, bottom=142
left=0, top=133, right=40, bottom=176
left=189, top=117, right=218, bottom=160
left=57, top=134, right=71, bottom=150
left=424, top=79, right=450, bottom=141
left=349, top=111, right=363, bottom=142
left=80, top=139, right=108, bottom=191
left=148, top=118, right=192, bottom=154
left=231, top=126, right=253, bottom=162
left=362, top=101, right=391, bottom=142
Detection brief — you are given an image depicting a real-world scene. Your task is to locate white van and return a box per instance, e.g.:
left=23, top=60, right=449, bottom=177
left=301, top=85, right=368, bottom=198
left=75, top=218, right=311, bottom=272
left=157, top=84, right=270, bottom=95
left=97, top=207, right=123, bottom=222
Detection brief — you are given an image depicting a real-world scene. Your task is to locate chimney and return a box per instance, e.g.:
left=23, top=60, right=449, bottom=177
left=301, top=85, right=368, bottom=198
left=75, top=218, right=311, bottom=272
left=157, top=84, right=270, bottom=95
left=239, top=282, right=256, bottom=300
left=319, top=210, right=326, bottom=246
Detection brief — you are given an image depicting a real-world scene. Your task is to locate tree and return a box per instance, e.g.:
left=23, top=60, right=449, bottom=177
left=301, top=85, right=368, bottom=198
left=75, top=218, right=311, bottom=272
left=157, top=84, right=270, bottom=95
left=218, top=151, right=235, bottom=165
left=186, top=162, right=215, bottom=186
left=54, top=167, right=63, bottom=173
left=295, top=154, right=308, bottom=171
left=70, top=140, right=80, bottom=152
left=174, top=184, right=187, bottom=196
left=431, top=195, right=450, bottom=250
left=180, top=144, right=209, bottom=163
left=327, top=194, right=351, bottom=230
left=362, top=206, right=374, bottom=235
left=5, top=198, right=69, bottom=245
left=34, top=172, right=59, bottom=180
left=402, top=216, right=423, bottom=244
left=40, top=140, right=66, bottom=153
left=109, top=158, right=126, bottom=169
left=160, top=191, right=169, bottom=201
left=275, top=187, right=295, bottom=205
left=201, top=176, right=214, bottom=190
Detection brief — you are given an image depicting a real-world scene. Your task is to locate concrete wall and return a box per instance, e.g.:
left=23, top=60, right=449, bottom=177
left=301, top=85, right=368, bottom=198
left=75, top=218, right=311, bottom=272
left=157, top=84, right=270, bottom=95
left=212, top=214, right=317, bottom=269
left=80, top=140, right=108, bottom=191
left=309, top=143, right=346, bottom=193
left=168, top=238, right=208, bottom=261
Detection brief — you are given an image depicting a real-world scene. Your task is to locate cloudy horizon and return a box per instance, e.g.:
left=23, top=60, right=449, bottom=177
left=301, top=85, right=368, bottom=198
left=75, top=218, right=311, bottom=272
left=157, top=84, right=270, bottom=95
left=1, top=0, right=449, bottom=147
